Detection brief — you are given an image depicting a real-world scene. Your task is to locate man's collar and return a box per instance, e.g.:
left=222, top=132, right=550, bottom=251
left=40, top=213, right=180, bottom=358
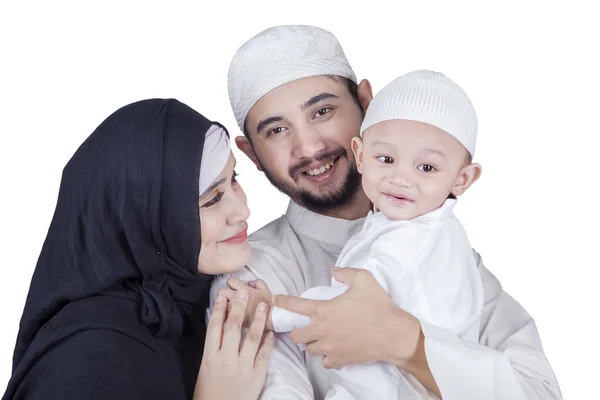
left=284, top=200, right=366, bottom=246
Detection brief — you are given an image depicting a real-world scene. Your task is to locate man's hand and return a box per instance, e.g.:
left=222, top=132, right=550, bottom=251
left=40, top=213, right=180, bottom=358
left=273, top=267, right=422, bottom=369
left=274, top=268, right=441, bottom=396
left=218, top=276, right=274, bottom=330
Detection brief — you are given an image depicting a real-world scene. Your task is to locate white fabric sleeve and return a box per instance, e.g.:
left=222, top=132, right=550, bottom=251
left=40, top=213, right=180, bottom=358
left=208, top=264, right=315, bottom=400
left=421, top=252, right=563, bottom=399
left=271, top=285, right=348, bottom=332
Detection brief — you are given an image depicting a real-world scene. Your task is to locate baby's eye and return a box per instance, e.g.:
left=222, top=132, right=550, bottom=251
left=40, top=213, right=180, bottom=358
left=417, top=164, right=436, bottom=173
left=377, top=156, right=394, bottom=164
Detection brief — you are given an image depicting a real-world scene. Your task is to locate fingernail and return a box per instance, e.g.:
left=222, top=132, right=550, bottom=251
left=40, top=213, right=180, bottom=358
left=237, top=290, right=248, bottom=299
left=267, top=332, right=274, bottom=340
left=258, top=303, right=267, bottom=312
left=215, top=295, right=225, bottom=303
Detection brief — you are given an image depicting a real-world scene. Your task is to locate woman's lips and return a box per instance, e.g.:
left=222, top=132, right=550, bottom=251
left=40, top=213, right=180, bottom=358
left=221, top=229, right=248, bottom=244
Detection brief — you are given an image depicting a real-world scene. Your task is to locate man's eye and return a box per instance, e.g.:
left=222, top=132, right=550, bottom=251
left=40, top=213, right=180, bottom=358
left=315, top=107, right=330, bottom=117
left=267, top=127, right=285, bottom=136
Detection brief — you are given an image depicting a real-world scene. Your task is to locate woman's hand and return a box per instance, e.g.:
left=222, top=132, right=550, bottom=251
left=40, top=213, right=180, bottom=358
left=219, top=276, right=274, bottom=330
left=194, top=290, right=274, bottom=400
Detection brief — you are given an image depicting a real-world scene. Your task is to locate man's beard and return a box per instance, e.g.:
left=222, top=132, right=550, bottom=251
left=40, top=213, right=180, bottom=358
left=257, top=147, right=362, bottom=214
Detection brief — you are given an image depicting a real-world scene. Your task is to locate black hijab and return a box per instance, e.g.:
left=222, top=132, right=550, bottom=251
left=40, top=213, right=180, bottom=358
left=4, top=99, right=226, bottom=399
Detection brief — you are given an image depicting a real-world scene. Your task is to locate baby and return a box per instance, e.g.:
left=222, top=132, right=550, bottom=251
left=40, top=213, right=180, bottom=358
left=228, top=70, right=485, bottom=399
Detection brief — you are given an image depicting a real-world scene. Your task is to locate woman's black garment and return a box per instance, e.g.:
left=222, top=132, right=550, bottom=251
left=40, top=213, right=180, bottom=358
left=3, top=99, right=225, bottom=399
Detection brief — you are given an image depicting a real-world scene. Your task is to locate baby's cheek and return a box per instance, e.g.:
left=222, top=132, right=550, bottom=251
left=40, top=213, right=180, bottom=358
left=366, top=177, right=384, bottom=206
left=360, top=174, right=375, bottom=193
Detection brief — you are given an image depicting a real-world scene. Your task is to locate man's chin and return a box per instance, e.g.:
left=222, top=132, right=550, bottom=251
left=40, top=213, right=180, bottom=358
left=295, top=191, right=356, bottom=214
left=263, top=169, right=361, bottom=214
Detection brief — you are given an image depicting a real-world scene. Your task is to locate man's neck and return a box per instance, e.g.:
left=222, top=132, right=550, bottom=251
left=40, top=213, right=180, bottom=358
left=318, top=190, right=372, bottom=221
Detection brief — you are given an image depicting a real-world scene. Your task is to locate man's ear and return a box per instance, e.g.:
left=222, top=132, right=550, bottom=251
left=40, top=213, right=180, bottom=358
left=452, top=163, right=482, bottom=196
left=351, top=137, right=365, bottom=174
left=357, top=79, right=373, bottom=113
left=235, top=136, right=263, bottom=171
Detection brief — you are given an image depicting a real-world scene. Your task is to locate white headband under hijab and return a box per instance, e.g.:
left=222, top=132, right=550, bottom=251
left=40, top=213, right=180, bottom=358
left=199, top=124, right=231, bottom=196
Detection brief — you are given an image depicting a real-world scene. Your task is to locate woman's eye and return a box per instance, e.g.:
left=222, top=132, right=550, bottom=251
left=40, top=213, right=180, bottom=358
left=202, top=191, right=224, bottom=208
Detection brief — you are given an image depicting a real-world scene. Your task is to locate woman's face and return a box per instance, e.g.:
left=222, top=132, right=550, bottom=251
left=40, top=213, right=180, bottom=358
left=197, top=152, right=251, bottom=275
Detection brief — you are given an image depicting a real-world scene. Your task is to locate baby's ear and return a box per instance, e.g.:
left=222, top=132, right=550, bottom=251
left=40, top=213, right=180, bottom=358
left=351, top=137, right=365, bottom=173
left=452, top=163, right=482, bottom=196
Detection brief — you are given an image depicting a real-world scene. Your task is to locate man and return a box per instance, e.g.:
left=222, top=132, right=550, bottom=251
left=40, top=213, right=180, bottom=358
left=212, top=25, right=561, bottom=399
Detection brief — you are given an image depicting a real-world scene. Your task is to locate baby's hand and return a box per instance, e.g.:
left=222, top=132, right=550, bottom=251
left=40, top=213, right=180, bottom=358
left=218, top=276, right=274, bottom=331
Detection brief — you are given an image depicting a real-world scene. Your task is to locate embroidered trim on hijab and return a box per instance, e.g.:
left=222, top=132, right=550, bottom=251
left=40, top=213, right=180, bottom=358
left=199, top=124, right=230, bottom=196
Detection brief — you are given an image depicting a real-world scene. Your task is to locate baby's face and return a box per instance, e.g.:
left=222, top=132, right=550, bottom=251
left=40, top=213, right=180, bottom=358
left=353, top=119, right=474, bottom=220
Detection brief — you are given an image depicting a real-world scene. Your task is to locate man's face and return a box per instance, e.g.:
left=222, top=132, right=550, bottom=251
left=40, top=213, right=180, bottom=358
left=242, top=76, right=364, bottom=213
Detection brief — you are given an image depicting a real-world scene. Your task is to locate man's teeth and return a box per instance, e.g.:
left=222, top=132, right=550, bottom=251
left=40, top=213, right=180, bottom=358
left=305, top=160, right=335, bottom=176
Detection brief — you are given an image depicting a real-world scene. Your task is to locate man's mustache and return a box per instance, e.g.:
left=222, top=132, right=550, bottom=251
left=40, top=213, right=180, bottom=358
left=289, top=147, right=347, bottom=180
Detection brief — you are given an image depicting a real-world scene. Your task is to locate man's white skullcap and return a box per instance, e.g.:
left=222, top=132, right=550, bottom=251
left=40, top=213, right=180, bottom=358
left=361, top=70, right=478, bottom=157
left=228, top=25, right=356, bottom=131
left=199, top=124, right=231, bottom=197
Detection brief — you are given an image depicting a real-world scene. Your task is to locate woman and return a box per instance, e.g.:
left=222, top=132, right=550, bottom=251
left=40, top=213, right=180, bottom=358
left=3, top=99, right=272, bottom=399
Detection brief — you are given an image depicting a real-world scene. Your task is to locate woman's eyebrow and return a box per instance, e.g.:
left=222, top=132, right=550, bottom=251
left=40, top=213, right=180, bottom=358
left=200, top=177, right=226, bottom=199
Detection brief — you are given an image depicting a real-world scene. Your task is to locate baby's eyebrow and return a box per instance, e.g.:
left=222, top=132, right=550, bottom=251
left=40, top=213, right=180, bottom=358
left=423, top=148, right=446, bottom=158
left=370, top=140, right=395, bottom=148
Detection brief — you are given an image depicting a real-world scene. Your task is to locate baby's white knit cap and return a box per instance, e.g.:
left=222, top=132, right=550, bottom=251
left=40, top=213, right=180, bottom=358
left=360, top=70, right=478, bottom=157
left=228, top=25, right=356, bottom=131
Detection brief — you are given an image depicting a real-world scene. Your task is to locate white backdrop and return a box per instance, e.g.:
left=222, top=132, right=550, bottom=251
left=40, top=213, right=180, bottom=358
left=1, top=1, right=598, bottom=398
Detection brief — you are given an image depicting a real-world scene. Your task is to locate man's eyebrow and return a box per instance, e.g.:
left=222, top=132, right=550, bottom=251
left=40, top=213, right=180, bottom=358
left=254, top=93, right=339, bottom=134
left=199, top=177, right=226, bottom=200
left=256, top=116, right=283, bottom=135
left=300, top=92, right=339, bottom=110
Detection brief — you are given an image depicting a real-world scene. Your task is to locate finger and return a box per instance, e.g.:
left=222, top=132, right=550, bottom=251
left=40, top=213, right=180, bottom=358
left=273, top=295, right=318, bottom=316
left=322, top=355, right=338, bottom=369
left=290, top=324, right=319, bottom=345
left=250, top=279, right=270, bottom=293
left=331, top=267, right=370, bottom=287
left=226, top=275, right=249, bottom=291
left=221, top=290, right=248, bottom=356
left=240, top=302, right=268, bottom=364
left=254, top=331, right=274, bottom=372
left=203, top=296, right=227, bottom=355
left=217, top=287, right=237, bottom=301
left=304, top=340, right=326, bottom=357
